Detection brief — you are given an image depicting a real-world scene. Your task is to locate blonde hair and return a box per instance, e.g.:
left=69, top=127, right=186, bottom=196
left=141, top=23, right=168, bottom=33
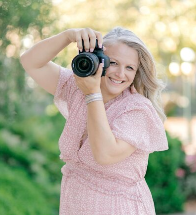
left=103, top=26, right=166, bottom=122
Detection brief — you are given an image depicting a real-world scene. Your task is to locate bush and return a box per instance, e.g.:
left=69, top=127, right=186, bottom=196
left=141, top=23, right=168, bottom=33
left=0, top=111, right=64, bottom=215
left=182, top=154, right=196, bottom=200
left=146, top=132, right=187, bottom=214
left=0, top=112, right=190, bottom=214
left=0, top=163, right=53, bottom=215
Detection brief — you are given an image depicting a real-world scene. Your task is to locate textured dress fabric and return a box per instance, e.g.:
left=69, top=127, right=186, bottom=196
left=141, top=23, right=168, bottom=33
left=54, top=66, right=169, bottom=215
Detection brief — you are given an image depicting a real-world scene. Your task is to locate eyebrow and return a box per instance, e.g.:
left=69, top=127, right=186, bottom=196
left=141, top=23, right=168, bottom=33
left=110, top=58, right=138, bottom=70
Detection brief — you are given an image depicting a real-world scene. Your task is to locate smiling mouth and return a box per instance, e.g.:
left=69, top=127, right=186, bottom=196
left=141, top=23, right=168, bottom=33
left=109, top=77, right=125, bottom=84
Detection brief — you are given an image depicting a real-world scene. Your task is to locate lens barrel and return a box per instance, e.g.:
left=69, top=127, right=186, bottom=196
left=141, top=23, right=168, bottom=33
left=71, top=53, right=99, bottom=77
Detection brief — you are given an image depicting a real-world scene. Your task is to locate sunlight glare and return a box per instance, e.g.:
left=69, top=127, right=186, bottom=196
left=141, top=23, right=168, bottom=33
left=22, top=35, right=34, bottom=49
left=169, top=62, right=180, bottom=76
left=52, top=0, right=63, bottom=5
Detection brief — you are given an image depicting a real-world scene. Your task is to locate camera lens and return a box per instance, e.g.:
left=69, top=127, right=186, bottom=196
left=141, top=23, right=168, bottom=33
left=72, top=53, right=99, bottom=77
left=78, top=58, right=91, bottom=72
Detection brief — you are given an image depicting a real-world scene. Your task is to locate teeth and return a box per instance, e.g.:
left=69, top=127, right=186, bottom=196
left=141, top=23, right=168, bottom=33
left=110, top=78, right=123, bottom=84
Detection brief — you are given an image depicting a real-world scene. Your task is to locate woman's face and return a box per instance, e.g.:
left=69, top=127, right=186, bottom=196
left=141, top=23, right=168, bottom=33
left=101, top=42, right=139, bottom=103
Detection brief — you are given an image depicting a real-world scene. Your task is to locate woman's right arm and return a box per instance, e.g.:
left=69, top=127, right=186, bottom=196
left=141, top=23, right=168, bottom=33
left=20, top=28, right=103, bottom=95
left=20, top=30, right=73, bottom=95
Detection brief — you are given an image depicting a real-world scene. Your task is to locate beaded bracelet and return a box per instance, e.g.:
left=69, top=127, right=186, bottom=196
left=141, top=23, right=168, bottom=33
left=85, top=93, right=103, bottom=104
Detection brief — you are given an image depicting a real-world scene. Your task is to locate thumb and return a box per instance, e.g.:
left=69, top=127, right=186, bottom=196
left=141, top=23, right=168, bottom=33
left=96, top=63, right=103, bottom=77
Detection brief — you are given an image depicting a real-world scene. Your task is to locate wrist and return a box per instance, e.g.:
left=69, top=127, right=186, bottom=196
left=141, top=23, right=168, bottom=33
left=85, top=90, right=101, bottom=95
left=85, top=92, right=103, bottom=104
left=63, top=29, right=73, bottom=44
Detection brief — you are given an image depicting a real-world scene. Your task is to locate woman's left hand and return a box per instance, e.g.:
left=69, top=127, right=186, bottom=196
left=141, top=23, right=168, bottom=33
left=130, top=84, right=137, bottom=94
left=74, top=63, right=103, bottom=95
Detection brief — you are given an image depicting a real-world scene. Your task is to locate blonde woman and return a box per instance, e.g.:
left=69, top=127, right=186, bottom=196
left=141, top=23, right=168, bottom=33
left=20, top=27, right=168, bottom=215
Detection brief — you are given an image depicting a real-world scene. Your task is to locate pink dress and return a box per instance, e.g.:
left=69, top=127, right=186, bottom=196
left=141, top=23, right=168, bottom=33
left=54, top=67, right=169, bottom=215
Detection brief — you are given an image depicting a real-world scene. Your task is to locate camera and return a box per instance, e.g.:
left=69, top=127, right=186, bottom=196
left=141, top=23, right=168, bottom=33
left=71, top=39, right=110, bottom=77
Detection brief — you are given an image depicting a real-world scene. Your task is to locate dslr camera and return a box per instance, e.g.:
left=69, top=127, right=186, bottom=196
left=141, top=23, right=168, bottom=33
left=71, top=39, right=110, bottom=77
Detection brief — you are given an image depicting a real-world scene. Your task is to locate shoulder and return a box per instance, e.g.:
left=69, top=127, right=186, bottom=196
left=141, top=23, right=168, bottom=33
left=59, top=66, right=79, bottom=90
left=113, top=91, right=168, bottom=153
left=118, top=89, right=164, bottom=124
left=59, top=66, right=74, bottom=82
left=55, top=66, right=82, bottom=101
left=122, top=89, right=155, bottom=114
left=108, top=89, right=159, bottom=122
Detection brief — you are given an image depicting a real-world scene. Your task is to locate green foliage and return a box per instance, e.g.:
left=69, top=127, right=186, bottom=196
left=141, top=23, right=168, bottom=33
left=0, top=109, right=189, bottom=214
left=0, top=0, right=53, bottom=120
left=184, top=171, right=196, bottom=200
left=146, top=132, right=187, bottom=214
left=0, top=163, right=53, bottom=215
left=181, top=154, right=196, bottom=201
left=0, top=110, right=65, bottom=215
left=1, top=0, right=196, bottom=213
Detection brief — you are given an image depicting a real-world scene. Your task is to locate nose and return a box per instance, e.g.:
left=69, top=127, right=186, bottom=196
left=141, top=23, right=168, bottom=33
left=115, top=66, right=125, bottom=79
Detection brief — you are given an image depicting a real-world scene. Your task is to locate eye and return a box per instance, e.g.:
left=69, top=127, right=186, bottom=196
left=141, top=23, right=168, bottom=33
left=127, top=66, right=134, bottom=70
left=110, top=61, right=117, bottom=65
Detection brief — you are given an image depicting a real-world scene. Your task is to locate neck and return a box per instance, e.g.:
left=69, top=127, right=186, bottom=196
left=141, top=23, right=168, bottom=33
left=101, top=88, right=122, bottom=104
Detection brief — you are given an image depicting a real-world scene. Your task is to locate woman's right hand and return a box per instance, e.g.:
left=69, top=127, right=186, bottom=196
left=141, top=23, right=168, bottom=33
left=66, top=28, right=103, bottom=53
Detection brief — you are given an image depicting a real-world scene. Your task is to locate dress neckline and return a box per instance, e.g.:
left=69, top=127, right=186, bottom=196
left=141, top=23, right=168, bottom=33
left=104, top=88, right=130, bottom=109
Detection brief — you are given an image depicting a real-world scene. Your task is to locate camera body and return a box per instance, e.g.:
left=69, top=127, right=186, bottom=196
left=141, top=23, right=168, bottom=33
left=71, top=40, right=110, bottom=77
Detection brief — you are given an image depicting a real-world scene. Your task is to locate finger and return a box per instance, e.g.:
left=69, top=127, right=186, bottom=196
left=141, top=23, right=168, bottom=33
left=76, top=33, right=83, bottom=52
left=73, top=74, right=78, bottom=80
left=85, top=28, right=96, bottom=52
left=133, top=86, right=137, bottom=93
left=103, top=46, right=106, bottom=51
left=74, top=73, right=81, bottom=79
left=94, top=31, right=103, bottom=48
left=95, top=63, right=103, bottom=77
left=81, top=29, right=90, bottom=52
left=130, top=85, right=137, bottom=94
left=130, top=85, right=134, bottom=94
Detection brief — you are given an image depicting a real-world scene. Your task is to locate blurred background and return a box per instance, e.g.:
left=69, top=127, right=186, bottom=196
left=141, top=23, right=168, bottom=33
left=0, top=0, right=196, bottom=214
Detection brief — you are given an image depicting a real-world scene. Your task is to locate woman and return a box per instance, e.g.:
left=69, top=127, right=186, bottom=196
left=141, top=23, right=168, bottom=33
left=20, top=27, right=168, bottom=215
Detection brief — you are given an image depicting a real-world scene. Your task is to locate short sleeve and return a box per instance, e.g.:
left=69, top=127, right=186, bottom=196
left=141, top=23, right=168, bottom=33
left=53, top=66, right=75, bottom=119
left=111, top=102, right=168, bottom=153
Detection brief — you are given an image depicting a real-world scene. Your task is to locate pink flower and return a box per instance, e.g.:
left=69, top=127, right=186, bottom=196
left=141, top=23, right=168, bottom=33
left=175, top=168, right=185, bottom=178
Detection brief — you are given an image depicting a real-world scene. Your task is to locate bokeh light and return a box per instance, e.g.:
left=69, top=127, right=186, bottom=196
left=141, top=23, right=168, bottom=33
left=169, top=62, right=180, bottom=76
left=180, top=47, right=196, bottom=62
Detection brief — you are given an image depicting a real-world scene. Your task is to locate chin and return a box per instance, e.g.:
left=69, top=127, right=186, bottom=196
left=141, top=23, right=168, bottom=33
left=109, top=87, right=123, bottom=94
left=101, top=76, right=130, bottom=97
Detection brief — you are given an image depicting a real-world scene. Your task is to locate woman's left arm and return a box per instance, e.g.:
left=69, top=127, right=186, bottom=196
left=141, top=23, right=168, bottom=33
left=87, top=99, right=136, bottom=165
left=74, top=63, right=136, bottom=166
